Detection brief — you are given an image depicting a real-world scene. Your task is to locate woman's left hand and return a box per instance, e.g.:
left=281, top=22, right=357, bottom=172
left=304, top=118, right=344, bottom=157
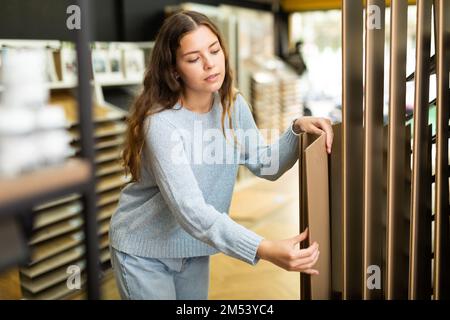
left=294, top=117, right=334, bottom=154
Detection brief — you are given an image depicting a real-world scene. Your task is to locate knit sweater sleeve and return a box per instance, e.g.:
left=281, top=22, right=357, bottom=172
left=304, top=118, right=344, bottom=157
left=235, top=94, right=300, bottom=181
left=144, top=115, right=264, bottom=265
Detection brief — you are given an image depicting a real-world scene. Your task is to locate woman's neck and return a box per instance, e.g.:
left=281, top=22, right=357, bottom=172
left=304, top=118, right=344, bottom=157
left=180, top=90, right=214, bottom=114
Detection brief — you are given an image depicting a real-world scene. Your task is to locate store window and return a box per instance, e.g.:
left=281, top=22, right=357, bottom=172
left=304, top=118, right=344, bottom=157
left=289, top=5, right=433, bottom=123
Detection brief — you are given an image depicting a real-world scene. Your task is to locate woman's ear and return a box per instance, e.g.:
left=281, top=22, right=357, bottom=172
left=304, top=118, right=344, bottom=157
left=172, top=68, right=180, bottom=80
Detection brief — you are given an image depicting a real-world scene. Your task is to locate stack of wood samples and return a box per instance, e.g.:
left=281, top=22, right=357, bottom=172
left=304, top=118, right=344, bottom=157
left=251, top=71, right=282, bottom=135
left=19, top=91, right=129, bottom=299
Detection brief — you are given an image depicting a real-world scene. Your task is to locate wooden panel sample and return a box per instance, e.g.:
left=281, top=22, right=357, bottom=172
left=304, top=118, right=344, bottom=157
left=21, top=245, right=85, bottom=278
left=30, top=231, right=84, bottom=264
left=409, top=0, right=433, bottom=300
left=299, top=132, right=315, bottom=300
left=21, top=260, right=86, bottom=294
left=363, top=0, right=386, bottom=300
left=342, top=0, right=364, bottom=299
left=386, top=0, right=409, bottom=300
left=33, top=201, right=82, bottom=230
left=0, top=268, right=22, bottom=299
left=29, top=216, right=83, bottom=245
left=97, top=189, right=121, bottom=207
left=329, top=123, right=343, bottom=299
left=96, top=173, right=129, bottom=193
left=433, top=0, right=450, bottom=300
left=304, top=134, right=331, bottom=299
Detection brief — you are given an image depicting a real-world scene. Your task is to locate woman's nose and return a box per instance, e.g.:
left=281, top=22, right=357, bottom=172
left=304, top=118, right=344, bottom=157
left=203, top=56, right=214, bottom=69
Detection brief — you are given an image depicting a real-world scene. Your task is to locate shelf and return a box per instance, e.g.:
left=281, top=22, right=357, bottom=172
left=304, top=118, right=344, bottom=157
left=0, top=79, right=143, bottom=92
left=29, top=216, right=83, bottom=245
left=0, top=81, right=78, bottom=92
left=20, top=245, right=85, bottom=278
left=22, top=275, right=87, bottom=300
left=0, top=159, right=92, bottom=216
left=34, top=194, right=81, bottom=212
left=30, top=231, right=84, bottom=265
left=33, top=201, right=83, bottom=230
left=47, top=81, right=78, bottom=90
left=96, top=79, right=142, bottom=87
left=21, top=259, right=86, bottom=294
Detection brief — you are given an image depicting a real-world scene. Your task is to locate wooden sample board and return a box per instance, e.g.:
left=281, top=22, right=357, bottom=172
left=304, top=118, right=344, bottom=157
left=304, top=134, right=331, bottom=299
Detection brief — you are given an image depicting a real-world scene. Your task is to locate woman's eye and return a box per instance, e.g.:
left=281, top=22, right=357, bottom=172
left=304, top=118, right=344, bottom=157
left=211, top=49, right=220, bottom=54
left=188, top=58, right=199, bottom=63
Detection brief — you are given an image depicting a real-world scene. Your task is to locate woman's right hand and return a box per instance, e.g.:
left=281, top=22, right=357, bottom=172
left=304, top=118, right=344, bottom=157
left=256, top=228, right=320, bottom=275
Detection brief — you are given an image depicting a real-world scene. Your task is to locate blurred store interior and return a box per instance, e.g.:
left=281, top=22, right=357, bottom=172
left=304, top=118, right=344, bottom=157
left=0, top=0, right=448, bottom=300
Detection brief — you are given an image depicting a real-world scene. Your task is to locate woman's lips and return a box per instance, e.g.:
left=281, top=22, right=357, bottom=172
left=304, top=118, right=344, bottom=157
left=204, top=73, right=220, bottom=82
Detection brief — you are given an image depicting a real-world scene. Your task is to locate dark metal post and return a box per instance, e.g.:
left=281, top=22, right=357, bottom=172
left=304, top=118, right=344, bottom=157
left=75, top=0, right=100, bottom=300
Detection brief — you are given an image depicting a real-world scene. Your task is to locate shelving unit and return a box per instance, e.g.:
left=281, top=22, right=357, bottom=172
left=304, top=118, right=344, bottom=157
left=0, top=0, right=103, bottom=299
left=0, top=28, right=153, bottom=298
left=0, top=160, right=91, bottom=215
left=250, top=58, right=303, bottom=138
left=5, top=38, right=154, bottom=298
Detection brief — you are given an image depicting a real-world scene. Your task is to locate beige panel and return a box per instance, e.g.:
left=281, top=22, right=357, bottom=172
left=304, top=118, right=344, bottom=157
left=386, top=0, right=409, bottom=299
left=304, top=134, right=331, bottom=299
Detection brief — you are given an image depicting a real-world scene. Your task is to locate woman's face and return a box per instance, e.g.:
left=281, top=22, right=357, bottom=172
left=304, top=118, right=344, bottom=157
left=175, top=25, right=226, bottom=94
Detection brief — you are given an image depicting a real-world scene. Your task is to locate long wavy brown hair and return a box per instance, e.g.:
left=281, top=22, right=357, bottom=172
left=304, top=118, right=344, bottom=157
left=122, top=10, right=238, bottom=182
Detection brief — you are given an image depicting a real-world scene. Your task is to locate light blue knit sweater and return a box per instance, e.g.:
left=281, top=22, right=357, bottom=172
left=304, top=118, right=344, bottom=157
left=109, top=92, right=300, bottom=265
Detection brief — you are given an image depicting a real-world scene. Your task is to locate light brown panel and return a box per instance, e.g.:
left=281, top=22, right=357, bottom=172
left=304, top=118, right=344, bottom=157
left=0, top=268, right=22, bottom=300
left=304, top=134, right=331, bottom=299
left=386, top=0, right=409, bottom=300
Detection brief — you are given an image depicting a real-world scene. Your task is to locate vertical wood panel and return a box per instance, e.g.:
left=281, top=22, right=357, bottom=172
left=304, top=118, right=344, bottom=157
left=342, top=0, right=364, bottom=299
left=433, top=0, right=450, bottom=300
left=330, top=123, right=343, bottom=299
left=305, top=134, right=331, bottom=299
left=363, top=0, right=386, bottom=300
left=299, top=134, right=312, bottom=300
left=409, top=0, right=433, bottom=300
left=386, top=0, right=409, bottom=300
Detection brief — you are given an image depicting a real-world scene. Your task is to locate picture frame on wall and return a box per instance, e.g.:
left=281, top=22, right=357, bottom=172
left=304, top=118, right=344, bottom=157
left=92, top=48, right=110, bottom=83
left=59, top=45, right=78, bottom=83
left=123, top=48, right=145, bottom=82
left=107, top=48, right=124, bottom=82
left=45, top=49, right=59, bottom=83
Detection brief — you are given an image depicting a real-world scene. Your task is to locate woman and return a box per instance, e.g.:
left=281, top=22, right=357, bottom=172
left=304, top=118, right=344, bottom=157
left=109, top=10, right=333, bottom=300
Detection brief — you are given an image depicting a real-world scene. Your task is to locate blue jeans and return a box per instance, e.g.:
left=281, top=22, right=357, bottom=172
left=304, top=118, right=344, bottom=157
left=110, top=246, right=210, bottom=300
